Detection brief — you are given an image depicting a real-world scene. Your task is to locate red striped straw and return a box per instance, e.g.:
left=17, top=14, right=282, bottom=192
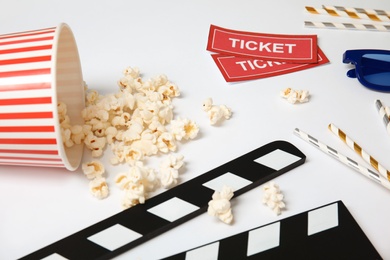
left=0, top=23, right=85, bottom=171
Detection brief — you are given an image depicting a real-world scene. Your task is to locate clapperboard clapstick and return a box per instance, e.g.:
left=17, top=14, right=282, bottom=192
left=164, top=201, right=382, bottom=260
left=21, top=140, right=305, bottom=260
left=163, top=201, right=381, bottom=259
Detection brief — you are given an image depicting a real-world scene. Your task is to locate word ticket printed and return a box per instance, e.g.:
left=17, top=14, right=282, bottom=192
left=207, top=24, right=318, bottom=64
left=211, top=47, right=329, bottom=82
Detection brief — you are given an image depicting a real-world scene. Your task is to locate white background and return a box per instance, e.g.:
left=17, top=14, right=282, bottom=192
left=1, top=0, right=390, bottom=259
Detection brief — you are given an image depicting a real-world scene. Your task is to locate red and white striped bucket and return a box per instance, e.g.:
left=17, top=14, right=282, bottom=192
left=0, top=23, right=85, bottom=171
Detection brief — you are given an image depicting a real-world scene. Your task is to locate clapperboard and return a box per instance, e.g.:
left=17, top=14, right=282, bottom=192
left=21, top=141, right=306, bottom=259
left=163, top=201, right=381, bottom=259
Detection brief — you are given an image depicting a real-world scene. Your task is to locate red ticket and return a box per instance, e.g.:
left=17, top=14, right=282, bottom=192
left=211, top=47, right=329, bottom=82
left=207, top=25, right=318, bottom=63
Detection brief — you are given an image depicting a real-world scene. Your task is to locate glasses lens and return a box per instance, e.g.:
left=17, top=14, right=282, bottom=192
left=361, top=54, right=390, bottom=87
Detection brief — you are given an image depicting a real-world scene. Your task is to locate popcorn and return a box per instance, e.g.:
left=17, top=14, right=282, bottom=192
left=159, top=154, right=184, bottom=188
left=115, top=161, right=159, bottom=208
left=131, top=132, right=158, bottom=156
left=121, top=121, right=144, bottom=142
left=202, top=98, right=232, bottom=125
left=157, top=132, right=177, bottom=153
left=148, top=119, right=166, bottom=137
left=127, top=161, right=158, bottom=192
left=123, top=146, right=144, bottom=165
left=170, top=118, right=199, bottom=141
left=82, top=160, right=105, bottom=180
left=262, top=181, right=285, bottom=215
left=158, top=104, right=173, bottom=124
left=70, top=125, right=85, bottom=144
left=105, top=126, right=118, bottom=144
left=122, top=183, right=146, bottom=208
left=152, top=74, right=168, bottom=87
left=89, top=177, right=109, bottom=199
left=84, top=132, right=106, bottom=157
left=61, top=128, right=73, bottom=148
left=85, top=89, right=100, bottom=105
left=123, top=66, right=140, bottom=78
left=158, top=84, right=180, bottom=104
left=139, top=100, right=160, bottom=124
left=115, top=172, right=131, bottom=190
left=59, top=115, right=71, bottom=129
left=81, top=105, right=100, bottom=121
left=280, top=87, right=309, bottom=104
left=96, top=109, right=110, bottom=122
left=61, top=66, right=200, bottom=206
left=207, top=185, right=234, bottom=224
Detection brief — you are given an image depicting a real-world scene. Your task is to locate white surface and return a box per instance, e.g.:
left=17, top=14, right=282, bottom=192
left=1, top=1, right=390, bottom=259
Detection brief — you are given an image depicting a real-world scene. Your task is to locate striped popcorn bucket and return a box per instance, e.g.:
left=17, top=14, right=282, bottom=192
left=0, top=23, right=85, bottom=171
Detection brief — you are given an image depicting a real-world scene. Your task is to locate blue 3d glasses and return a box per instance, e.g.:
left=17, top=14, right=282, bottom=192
left=343, top=49, right=390, bottom=92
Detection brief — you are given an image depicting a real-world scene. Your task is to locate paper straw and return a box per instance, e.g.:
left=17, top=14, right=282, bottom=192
left=375, top=100, right=390, bottom=135
left=294, top=128, right=390, bottom=190
left=328, top=123, right=390, bottom=181
left=323, top=5, right=390, bottom=18
left=304, top=21, right=390, bottom=32
left=305, top=6, right=390, bottom=22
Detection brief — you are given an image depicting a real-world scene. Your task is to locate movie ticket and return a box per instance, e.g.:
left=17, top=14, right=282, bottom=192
left=211, top=47, right=329, bottom=82
left=207, top=24, right=318, bottom=64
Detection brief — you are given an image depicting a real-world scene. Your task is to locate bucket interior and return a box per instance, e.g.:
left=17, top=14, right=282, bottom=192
left=54, top=24, right=85, bottom=171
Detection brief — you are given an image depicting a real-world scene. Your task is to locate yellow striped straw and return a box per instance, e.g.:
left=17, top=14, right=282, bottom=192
left=305, top=6, right=390, bottom=22
left=294, top=128, right=390, bottom=191
left=328, top=123, right=390, bottom=181
left=323, top=5, right=390, bottom=19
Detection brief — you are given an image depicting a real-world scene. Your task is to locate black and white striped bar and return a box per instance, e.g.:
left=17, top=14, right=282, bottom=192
left=162, top=201, right=381, bottom=259
left=21, top=140, right=305, bottom=260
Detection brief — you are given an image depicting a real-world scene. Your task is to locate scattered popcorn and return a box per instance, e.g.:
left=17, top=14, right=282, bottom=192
left=105, top=126, right=118, bottom=144
left=121, top=183, right=146, bottom=208
left=207, top=185, right=234, bottom=224
left=85, top=89, right=99, bottom=105
left=157, top=132, right=177, bottom=153
left=170, top=117, right=199, bottom=141
left=127, top=161, right=158, bottom=191
left=70, top=125, right=85, bottom=145
left=57, top=101, right=67, bottom=118
left=159, top=154, right=184, bottom=188
left=89, top=177, right=109, bottom=199
left=84, top=132, right=106, bottom=157
left=122, top=146, right=144, bottom=165
left=115, top=172, right=131, bottom=190
left=262, top=181, right=285, bottom=215
left=59, top=67, right=200, bottom=206
left=280, top=87, right=309, bottom=104
left=82, top=160, right=105, bottom=180
left=61, top=127, right=73, bottom=148
left=131, top=133, right=158, bottom=157
left=202, top=98, right=232, bottom=125
left=115, top=161, right=159, bottom=208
